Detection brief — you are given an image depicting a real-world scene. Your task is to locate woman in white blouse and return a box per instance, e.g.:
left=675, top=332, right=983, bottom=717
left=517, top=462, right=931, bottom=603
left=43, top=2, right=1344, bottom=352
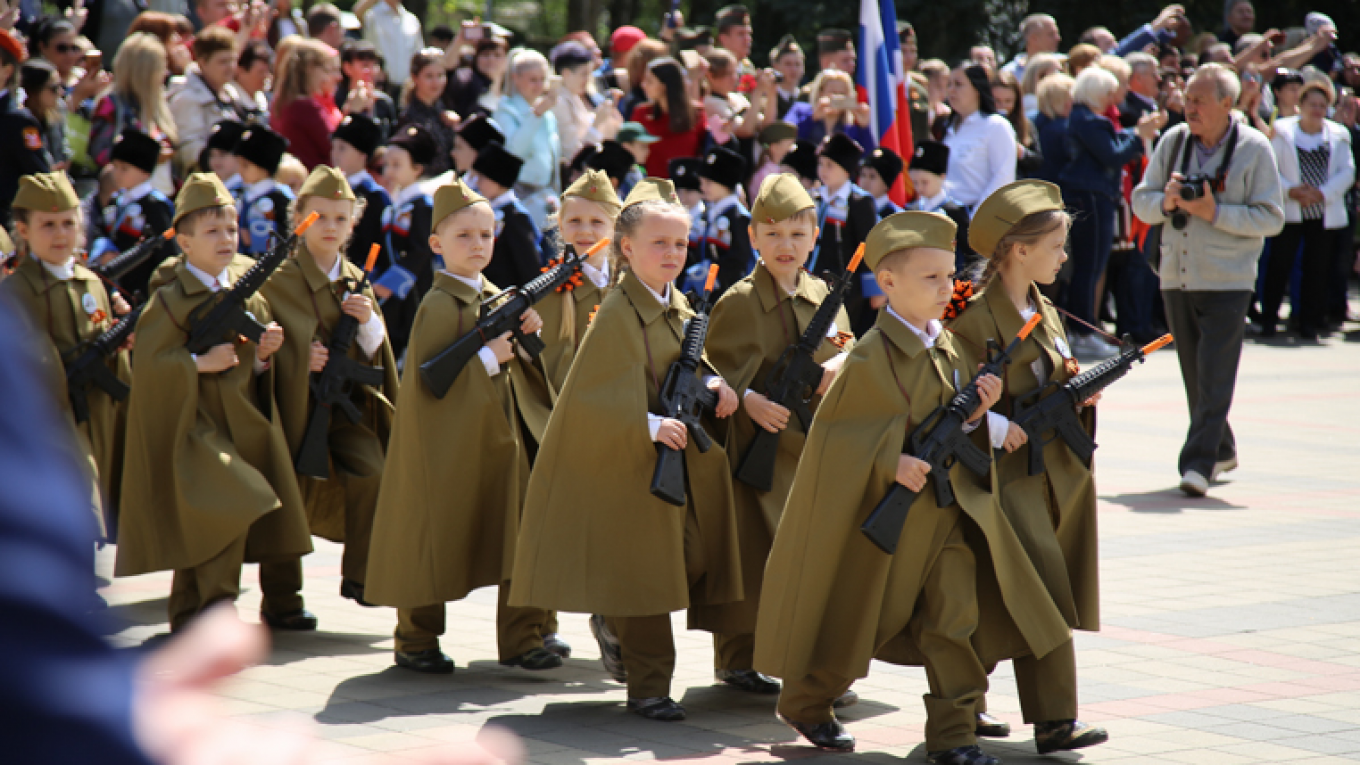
left=943, top=62, right=1017, bottom=212
left=550, top=40, right=621, bottom=165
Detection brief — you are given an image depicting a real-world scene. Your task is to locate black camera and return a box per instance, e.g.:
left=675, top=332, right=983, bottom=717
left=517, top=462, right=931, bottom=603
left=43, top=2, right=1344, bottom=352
left=1179, top=174, right=1214, bottom=201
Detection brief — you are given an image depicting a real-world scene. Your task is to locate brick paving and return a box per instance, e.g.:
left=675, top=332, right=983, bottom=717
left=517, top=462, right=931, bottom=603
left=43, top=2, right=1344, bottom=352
left=98, top=328, right=1360, bottom=764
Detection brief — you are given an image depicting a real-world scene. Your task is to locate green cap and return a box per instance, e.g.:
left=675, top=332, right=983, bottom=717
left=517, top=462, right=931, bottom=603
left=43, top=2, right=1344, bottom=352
left=13, top=172, right=80, bottom=213
left=622, top=178, right=681, bottom=207
left=758, top=121, right=797, bottom=145
left=864, top=211, right=957, bottom=271
left=173, top=173, right=236, bottom=226
left=968, top=180, right=1064, bottom=257
left=750, top=173, right=814, bottom=225
left=431, top=176, right=488, bottom=229
left=616, top=122, right=660, bottom=144
left=562, top=169, right=622, bottom=216
left=298, top=165, right=356, bottom=201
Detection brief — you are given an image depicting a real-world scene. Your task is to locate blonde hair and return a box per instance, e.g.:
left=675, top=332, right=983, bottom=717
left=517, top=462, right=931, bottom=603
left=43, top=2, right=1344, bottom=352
left=274, top=38, right=335, bottom=108
left=175, top=205, right=236, bottom=236
left=11, top=206, right=85, bottom=253
left=1036, top=72, right=1075, bottom=118
left=289, top=194, right=367, bottom=252
left=505, top=48, right=550, bottom=100
left=1072, top=65, right=1119, bottom=109
left=111, top=33, right=177, bottom=143
left=977, top=210, right=1071, bottom=289
left=808, top=68, right=855, bottom=108
left=750, top=206, right=817, bottom=234
left=1020, top=52, right=1062, bottom=96
left=1096, top=53, right=1131, bottom=84
left=608, top=199, right=690, bottom=290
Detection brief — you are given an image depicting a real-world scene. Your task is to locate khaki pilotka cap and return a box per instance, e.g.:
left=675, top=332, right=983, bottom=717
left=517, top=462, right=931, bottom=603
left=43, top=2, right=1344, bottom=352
left=0, top=225, right=13, bottom=254
left=622, top=178, right=681, bottom=207
left=562, top=169, right=622, bottom=216
left=431, top=176, right=488, bottom=229
left=174, top=173, right=236, bottom=226
left=298, top=166, right=356, bottom=201
left=13, top=173, right=80, bottom=213
left=750, top=173, right=814, bottom=225
left=864, top=211, right=957, bottom=271
left=968, top=180, right=1064, bottom=257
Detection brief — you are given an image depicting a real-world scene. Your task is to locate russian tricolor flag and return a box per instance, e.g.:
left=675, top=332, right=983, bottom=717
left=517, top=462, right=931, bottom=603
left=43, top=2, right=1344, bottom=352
left=857, top=0, right=915, bottom=204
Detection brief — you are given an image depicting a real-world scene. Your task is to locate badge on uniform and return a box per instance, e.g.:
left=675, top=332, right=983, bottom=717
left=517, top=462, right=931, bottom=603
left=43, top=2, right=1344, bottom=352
left=82, top=293, right=99, bottom=314
left=258, top=197, right=275, bottom=220
left=23, top=127, right=42, bottom=151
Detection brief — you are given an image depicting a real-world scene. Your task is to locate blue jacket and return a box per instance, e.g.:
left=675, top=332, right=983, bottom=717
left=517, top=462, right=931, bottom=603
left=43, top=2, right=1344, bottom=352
left=1032, top=112, right=1072, bottom=186
left=1059, top=103, right=1144, bottom=201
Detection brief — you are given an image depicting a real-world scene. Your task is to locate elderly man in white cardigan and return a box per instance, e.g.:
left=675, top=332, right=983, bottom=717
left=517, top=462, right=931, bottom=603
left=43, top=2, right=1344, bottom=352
left=1132, top=63, right=1285, bottom=498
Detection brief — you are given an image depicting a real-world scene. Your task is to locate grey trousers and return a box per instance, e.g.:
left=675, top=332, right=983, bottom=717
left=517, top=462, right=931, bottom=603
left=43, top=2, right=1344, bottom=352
left=1161, top=289, right=1251, bottom=477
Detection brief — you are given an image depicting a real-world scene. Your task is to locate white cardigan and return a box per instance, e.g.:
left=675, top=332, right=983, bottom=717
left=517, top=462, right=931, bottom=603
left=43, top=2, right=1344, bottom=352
left=1271, top=116, right=1356, bottom=229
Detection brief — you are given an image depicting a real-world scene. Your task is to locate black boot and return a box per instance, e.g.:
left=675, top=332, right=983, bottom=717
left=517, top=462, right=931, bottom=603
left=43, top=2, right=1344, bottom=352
left=260, top=608, right=318, bottom=631
left=395, top=648, right=454, bottom=674
left=1034, top=719, right=1108, bottom=754
left=715, top=669, right=781, bottom=694
left=777, top=714, right=855, bottom=751
left=499, top=646, right=564, bottom=670
left=926, top=744, right=1001, bottom=765
left=627, top=697, right=686, bottom=721
left=976, top=712, right=1011, bottom=738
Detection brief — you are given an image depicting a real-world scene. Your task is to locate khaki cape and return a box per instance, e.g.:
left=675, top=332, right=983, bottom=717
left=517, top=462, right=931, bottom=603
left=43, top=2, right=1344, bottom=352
left=753, top=312, right=1070, bottom=683
left=2, top=256, right=129, bottom=539
left=509, top=270, right=744, bottom=618
left=363, top=272, right=529, bottom=608
left=946, top=282, right=1100, bottom=631
left=115, top=258, right=313, bottom=576
left=260, top=246, right=400, bottom=541
left=692, top=262, right=852, bottom=633
left=511, top=267, right=605, bottom=443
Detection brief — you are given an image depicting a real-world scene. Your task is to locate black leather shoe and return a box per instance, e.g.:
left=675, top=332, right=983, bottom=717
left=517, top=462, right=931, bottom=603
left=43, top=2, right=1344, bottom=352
left=715, top=669, right=781, bottom=694
left=778, top=714, right=855, bottom=751
left=260, top=608, right=318, bottom=631
left=927, top=744, right=1000, bottom=765
left=340, top=579, right=377, bottom=607
left=543, top=632, right=571, bottom=658
left=499, top=646, right=564, bottom=670
left=395, top=648, right=455, bottom=674
left=976, top=712, right=1011, bottom=738
left=589, top=614, right=627, bottom=683
left=1034, top=719, right=1108, bottom=754
left=832, top=689, right=858, bottom=709
left=627, top=696, right=686, bottom=721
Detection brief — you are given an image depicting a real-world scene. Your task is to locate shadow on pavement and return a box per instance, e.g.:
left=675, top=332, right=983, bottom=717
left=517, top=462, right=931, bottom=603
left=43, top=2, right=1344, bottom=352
left=1102, top=488, right=1244, bottom=513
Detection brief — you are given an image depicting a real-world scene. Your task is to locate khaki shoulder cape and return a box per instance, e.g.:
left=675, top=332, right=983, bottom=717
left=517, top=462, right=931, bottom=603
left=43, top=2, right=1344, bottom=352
left=2, top=256, right=129, bottom=539
left=364, top=272, right=529, bottom=608
left=509, top=270, right=743, bottom=618
left=689, top=262, right=852, bottom=633
left=261, top=247, right=400, bottom=541
left=946, top=281, right=1099, bottom=630
left=115, top=258, right=313, bottom=576
left=511, top=268, right=605, bottom=444
left=754, top=312, right=1070, bottom=683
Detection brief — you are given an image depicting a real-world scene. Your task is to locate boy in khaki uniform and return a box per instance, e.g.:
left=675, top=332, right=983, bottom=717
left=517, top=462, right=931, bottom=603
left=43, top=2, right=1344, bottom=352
left=753, top=211, right=1070, bottom=765
left=699, top=174, right=854, bottom=694
left=115, top=173, right=315, bottom=633
left=364, top=178, right=560, bottom=675
left=261, top=167, right=401, bottom=609
left=2, top=173, right=130, bottom=540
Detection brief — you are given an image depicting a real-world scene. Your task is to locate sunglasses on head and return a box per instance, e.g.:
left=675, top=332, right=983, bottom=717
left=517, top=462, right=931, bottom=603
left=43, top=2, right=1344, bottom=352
left=53, top=43, right=79, bottom=53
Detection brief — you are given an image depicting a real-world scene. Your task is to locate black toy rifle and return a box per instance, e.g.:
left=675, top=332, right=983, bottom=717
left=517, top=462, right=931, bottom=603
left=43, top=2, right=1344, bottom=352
left=650, top=264, right=720, bottom=506
left=1011, top=333, right=1173, bottom=476
left=859, top=313, right=1043, bottom=554
left=735, top=243, right=863, bottom=491
left=419, top=238, right=609, bottom=399
left=183, top=212, right=318, bottom=356
left=63, top=303, right=145, bottom=424
left=91, top=228, right=175, bottom=285
left=295, top=244, right=387, bottom=480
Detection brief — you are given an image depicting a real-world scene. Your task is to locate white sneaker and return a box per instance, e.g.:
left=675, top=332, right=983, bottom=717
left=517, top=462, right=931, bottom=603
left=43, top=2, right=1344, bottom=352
left=1180, top=470, right=1208, bottom=497
left=1071, top=333, right=1120, bottom=359
left=1211, top=457, right=1238, bottom=481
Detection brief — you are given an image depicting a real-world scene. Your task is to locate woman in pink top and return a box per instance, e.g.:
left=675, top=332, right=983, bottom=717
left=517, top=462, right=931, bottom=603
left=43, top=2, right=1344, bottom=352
left=270, top=39, right=350, bottom=169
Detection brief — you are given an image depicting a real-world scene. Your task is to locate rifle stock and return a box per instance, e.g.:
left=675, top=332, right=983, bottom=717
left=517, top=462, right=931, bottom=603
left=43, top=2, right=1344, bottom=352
left=650, top=264, right=719, bottom=506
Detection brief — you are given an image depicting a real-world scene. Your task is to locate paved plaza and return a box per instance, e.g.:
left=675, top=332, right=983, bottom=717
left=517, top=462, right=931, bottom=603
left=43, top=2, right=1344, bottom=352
left=98, top=328, right=1360, bottom=764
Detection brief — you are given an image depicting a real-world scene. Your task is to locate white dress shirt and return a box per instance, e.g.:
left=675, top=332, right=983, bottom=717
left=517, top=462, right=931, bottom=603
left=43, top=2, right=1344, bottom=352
left=581, top=258, right=610, bottom=289
left=884, top=306, right=995, bottom=439
left=943, top=110, right=1018, bottom=209
left=185, top=261, right=269, bottom=373
left=35, top=254, right=75, bottom=281
left=361, top=1, right=424, bottom=84
left=324, top=256, right=386, bottom=360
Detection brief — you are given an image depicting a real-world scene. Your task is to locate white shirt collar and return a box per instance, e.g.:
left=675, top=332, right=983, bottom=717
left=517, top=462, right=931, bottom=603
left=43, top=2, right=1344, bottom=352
left=488, top=189, right=517, bottom=208
left=874, top=193, right=892, bottom=210
left=824, top=181, right=851, bottom=205
left=325, top=255, right=345, bottom=281
left=185, top=260, right=231, bottom=291
left=119, top=180, right=156, bottom=204
left=33, top=254, right=75, bottom=281
left=581, top=258, right=610, bottom=289
left=778, top=86, right=800, bottom=101
left=886, top=305, right=942, bottom=347
left=917, top=189, right=948, bottom=212
left=443, top=270, right=483, bottom=292
left=707, top=193, right=740, bottom=220
left=224, top=173, right=243, bottom=190
left=393, top=182, right=426, bottom=208
left=347, top=169, right=374, bottom=188
left=640, top=277, right=670, bottom=306
left=688, top=201, right=706, bottom=218
left=243, top=177, right=277, bottom=203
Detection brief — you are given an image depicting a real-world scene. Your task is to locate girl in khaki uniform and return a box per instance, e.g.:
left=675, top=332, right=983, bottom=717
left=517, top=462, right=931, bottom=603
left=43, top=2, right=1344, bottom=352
left=700, top=174, right=853, bottom=694
left=2, top=173, right=130, bottom=541
left=945, top=181, right=1107, bottom=756
left=510, top=179, right=745, bottom=722
left=115, top=173, right=314, bottom=633
left=364, top=178, right=560, bottom=675
left=261, top=167, right=401, bottom=609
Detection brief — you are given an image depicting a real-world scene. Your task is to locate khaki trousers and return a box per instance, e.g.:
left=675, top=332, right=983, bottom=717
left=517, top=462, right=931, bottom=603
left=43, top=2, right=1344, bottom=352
left=169, top=535, right=305, bottom=632
left=395, top=584, right=555, bottom=660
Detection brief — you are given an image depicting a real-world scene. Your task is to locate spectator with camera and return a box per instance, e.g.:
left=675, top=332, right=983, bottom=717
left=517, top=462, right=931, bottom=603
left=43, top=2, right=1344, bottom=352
left=1132, top=63, right=1285, bottom=498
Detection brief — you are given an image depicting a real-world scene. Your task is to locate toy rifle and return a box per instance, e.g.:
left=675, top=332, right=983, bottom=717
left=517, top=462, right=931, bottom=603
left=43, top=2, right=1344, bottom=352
left=62, top=303, right=145, bottom=424
left=183, top=212, right=318, bottom=356
left=735, top=244, right=863, bottom=491
left=1010, top=333, right=1173, bottom=476
left=419, top=238, right=609, bottom=399
left=90, top=228, right=175, bottom=285
left=859, top=313, right=1043, bottom=554
left=294, top=244, right=387, bottom=480
left=650, top=263, right=720, bottom=506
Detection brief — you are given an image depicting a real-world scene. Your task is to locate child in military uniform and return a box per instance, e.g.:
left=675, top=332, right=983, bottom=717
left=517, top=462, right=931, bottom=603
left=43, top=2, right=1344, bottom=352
left=753, top=211, right=1070, bottom=765
left=365, top=177, right=560, bottom=675
left=510, top=180, right=745, bottom=722
left=0, top=29, right=52, bottom=226
left=907, top=141, right=974, bottom=273
left=200, top=119, right=246, bottom=200
left=96, top=128, right=176, bottom=299
left=234, top=125, right=294, bottom=257
left=780, top=139, right=820, bottom=193
left=475, top=141, right=543, bottom=290
left=945, top=181, right=1108, bottom=756
left=374, top=124, right=438, bottom=361
left=450, top=114, right=505, bottom=183
left=694, top=145, right=754, bottom=296
left=115, top=173, right=315, bottom=634
left=699, top=173, right=854, bottom=696
left=751, top=122, right=798, bottom=198
left=261, top=166, right=401, bottom=610
left=669, top=157, right=706, bottom=263
left=859, top=147, right=906, bottom=220
left=330, top=114, right=392, bottom=272
left=813, top=134, right=880, bottom=335
left=2, top=173, right=131, bottom=540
